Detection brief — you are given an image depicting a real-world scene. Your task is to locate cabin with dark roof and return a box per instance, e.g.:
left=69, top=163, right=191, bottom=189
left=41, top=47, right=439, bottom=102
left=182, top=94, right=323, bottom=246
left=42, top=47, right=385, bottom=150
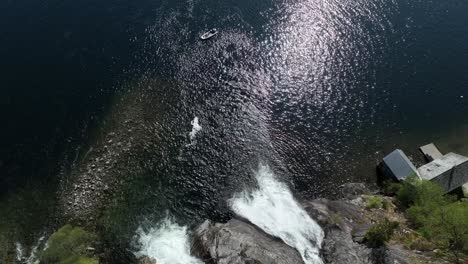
left=418, top=152, right=468, bottom=193
left=379, top=149, right=420, bottom=181
left=379, top=144, right=468, bottom=194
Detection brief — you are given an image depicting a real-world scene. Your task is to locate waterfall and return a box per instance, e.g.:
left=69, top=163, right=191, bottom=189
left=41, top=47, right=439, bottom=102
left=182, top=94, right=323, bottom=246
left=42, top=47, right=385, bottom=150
left=15, top=235, right=46, bottom=264
left=15, top=242, right=24, bottom=263
left=230, top=164, right=324, bottom=264
left=134, top=217, right=202, bottom=264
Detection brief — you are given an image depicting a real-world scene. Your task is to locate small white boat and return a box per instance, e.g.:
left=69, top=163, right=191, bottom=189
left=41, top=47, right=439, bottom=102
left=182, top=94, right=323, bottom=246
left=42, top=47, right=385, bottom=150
left=200, top=28, right=218, bottom=40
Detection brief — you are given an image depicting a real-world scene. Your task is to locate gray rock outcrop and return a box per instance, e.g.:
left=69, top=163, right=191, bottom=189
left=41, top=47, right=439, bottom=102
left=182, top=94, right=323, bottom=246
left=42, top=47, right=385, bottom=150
left=303, top=198, right=412, bottom=264
left=189, top=182, right=436, bottom=264
left=191, top=219, right=304, bottom=264
left=303, top=199, right=373, bottom=264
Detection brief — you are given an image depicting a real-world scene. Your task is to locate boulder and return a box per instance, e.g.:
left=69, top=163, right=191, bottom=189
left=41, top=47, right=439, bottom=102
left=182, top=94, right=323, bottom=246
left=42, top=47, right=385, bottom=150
left=191, top=219, right=303, bottom=264
left=382, top=245, right=412, bottom=264
left=322, top=226, right=373, bottom=264
left=302, top=199, right=372, bottom=263
left=138, top=256, right=157, bottom=264
left=352, top=224, right=372, bottom=243
left=303, top=199, right=364, bottom=232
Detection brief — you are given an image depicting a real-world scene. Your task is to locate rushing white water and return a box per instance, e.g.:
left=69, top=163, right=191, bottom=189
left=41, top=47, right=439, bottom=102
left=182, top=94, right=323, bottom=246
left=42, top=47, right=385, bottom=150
left=15, top=235, right=46, bottom=264
left=15, top=242, right=24, bottom=262
left=28, top=235, right=46, bottom=264
left=230, top=164, right=324, bottom=264
left=134, top=217, right=202, bottom=264
left=189, top=117, right=202, bottom=141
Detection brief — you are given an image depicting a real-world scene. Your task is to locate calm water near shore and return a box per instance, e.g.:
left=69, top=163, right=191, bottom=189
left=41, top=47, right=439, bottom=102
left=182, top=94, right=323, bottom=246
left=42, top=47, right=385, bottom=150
left=1, top=0, right=468, bottom=261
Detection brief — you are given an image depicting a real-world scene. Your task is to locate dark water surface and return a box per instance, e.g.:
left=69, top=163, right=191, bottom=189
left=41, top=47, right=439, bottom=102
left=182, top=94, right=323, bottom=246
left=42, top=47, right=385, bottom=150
left=2, top=0, right=468, bottom=258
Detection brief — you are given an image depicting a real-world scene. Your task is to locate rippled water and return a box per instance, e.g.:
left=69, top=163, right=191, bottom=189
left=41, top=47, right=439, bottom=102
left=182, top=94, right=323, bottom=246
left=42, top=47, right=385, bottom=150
left=2, top=0, right=468, bottom=261
left=121, top=0, right=405, bottom=223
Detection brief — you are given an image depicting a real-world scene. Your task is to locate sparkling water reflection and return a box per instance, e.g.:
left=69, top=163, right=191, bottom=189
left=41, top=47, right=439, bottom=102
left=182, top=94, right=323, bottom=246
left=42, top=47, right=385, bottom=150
left=115, top=0, right=468, bottom=229
left=2, top=0, right=468, bottom=259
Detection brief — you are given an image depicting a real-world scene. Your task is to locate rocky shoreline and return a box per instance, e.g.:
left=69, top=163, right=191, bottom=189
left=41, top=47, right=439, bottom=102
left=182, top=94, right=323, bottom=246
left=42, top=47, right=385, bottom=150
left=187, top=183, right=454, bottom=264
left=6, top=179, right=462, bottom=264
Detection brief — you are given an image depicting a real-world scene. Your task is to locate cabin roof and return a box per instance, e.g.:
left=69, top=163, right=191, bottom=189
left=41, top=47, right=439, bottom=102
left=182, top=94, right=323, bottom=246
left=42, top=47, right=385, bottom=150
left=382, top=149, right=419, bottom=181
left=418, top=152, right=468, bottom=180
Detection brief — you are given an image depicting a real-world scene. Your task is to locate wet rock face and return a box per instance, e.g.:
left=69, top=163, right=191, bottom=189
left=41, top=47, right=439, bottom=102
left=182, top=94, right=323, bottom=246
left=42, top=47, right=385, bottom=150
left=321, top=226, right=372, bottom=264
left=303, top=199, right=372, bottom=264
left=191, top=219, right=303, bottom=264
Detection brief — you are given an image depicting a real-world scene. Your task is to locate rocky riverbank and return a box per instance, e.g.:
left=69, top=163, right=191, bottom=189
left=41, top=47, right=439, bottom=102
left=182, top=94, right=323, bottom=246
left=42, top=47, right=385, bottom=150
left=188, top=183, right=459, bottom=264
left=7, top=180, right=465, bottom=264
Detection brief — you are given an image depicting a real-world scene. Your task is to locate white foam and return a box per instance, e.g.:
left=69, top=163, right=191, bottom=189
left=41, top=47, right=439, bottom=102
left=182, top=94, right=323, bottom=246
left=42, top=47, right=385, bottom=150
left=189, top=117, right=202, bottom=141
left=15, top=242, right=24, bottom=262
left=15, top=235, right=47, bottom=264
left=27, top=235, right=46, bottom=264
left=134, top=217, right=202, bottom=264
left=230, top=164, right=324, bottom=264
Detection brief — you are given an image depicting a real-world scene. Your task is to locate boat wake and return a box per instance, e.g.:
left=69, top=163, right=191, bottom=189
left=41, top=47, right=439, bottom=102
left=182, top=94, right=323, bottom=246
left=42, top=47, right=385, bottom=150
left=230, top=164, right=324, bottom=264
left=134, top=217, right=202, bottom=264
